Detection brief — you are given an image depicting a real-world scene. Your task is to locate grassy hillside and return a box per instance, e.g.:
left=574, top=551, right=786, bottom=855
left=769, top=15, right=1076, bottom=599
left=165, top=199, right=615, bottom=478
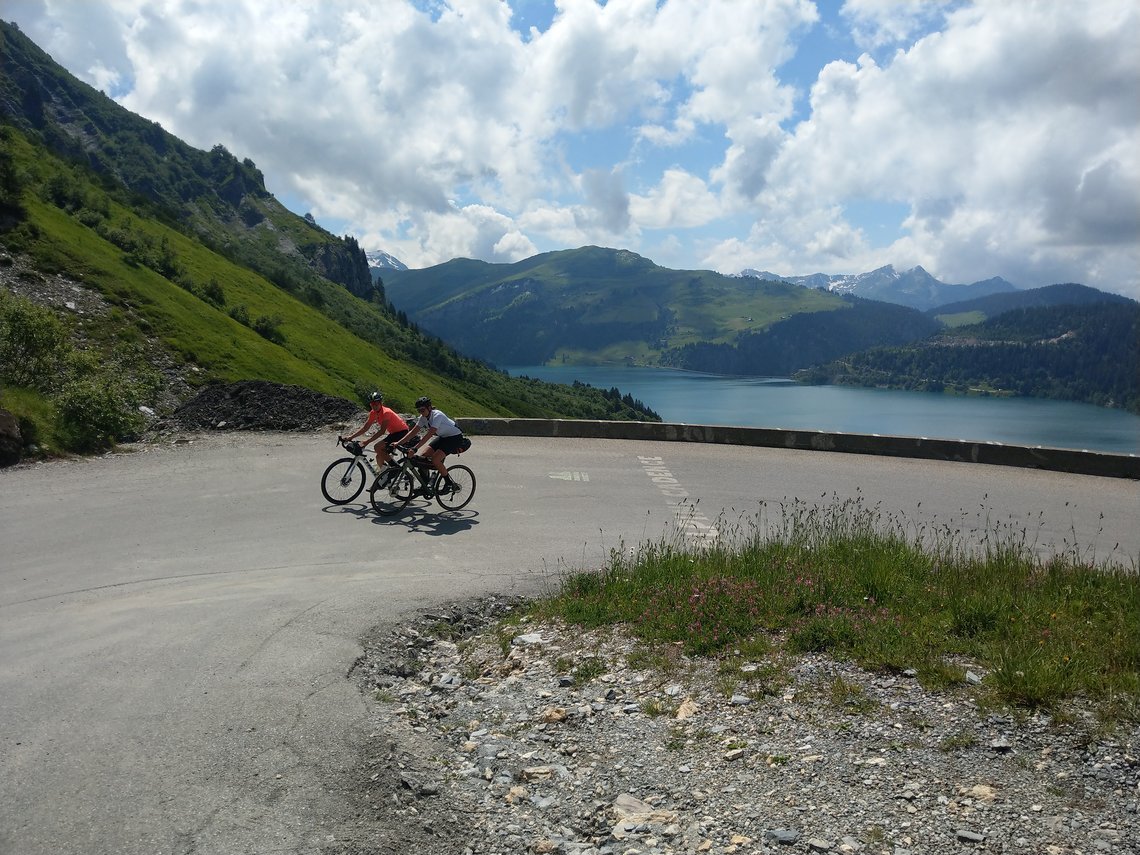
left=0, top=125, right=659, bottom=458
left=0, top=20, right=374, bottom=299
left=662, top=297, right=942, bottom=375
left=384, top=247, right=845, bottom=366
left=0, top=17, right=665, bottom=464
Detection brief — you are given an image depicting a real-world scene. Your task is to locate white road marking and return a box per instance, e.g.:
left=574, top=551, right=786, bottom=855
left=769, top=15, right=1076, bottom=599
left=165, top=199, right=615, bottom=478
left=637, top=455, right=718, bottom=542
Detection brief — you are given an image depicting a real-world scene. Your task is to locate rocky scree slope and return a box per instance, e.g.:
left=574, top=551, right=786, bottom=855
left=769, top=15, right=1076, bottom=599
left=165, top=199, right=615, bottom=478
left=347, top=598, right=1139, bottom=855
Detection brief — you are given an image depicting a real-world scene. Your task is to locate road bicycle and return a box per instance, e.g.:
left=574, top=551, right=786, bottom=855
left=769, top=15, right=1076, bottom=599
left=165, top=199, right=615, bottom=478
left=369, top=444, right=476, bottom=515
left=320, top=437, right=382, bottom=504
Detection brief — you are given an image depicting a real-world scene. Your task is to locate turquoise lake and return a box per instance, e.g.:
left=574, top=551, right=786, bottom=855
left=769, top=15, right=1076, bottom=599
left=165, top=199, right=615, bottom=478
left=504, top=365, right=1140, bottom=455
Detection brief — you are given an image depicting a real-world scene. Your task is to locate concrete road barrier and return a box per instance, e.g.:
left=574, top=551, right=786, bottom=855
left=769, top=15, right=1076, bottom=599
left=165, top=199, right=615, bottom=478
left=461, top=418, right=1140, bottom=480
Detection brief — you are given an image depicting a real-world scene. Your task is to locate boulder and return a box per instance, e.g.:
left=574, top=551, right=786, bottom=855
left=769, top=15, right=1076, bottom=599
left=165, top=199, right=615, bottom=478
left=0, top=408, right=22, bottom=467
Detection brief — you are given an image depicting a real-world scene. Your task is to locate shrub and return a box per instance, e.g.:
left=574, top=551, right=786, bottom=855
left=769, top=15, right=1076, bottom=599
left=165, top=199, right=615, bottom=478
left=54, top=376, right=145, bottom=452
left=0, top=293, right=71, bottom=389
left=252, top=313, right=285, bottom=344
left=201, top=277, right=226, bottom=308
left=228, top=303, right=250, bottom=326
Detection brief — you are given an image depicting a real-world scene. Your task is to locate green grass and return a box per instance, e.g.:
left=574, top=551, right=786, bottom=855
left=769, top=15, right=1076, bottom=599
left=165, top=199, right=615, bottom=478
left=16, top=196, right=475, bottom=408
left=532, top=493, right=1140, bottom=721
left=934, top=311, right=988, bottom=328
left=0, top=385, right=60, bottom=451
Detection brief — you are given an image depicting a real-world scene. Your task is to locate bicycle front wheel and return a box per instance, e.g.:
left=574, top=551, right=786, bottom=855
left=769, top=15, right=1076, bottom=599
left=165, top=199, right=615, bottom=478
left=371, top=470, right=415, bottom=516
left=321, top=457, right=366, bottom=504
left=435, top=464, right=476, bottom=511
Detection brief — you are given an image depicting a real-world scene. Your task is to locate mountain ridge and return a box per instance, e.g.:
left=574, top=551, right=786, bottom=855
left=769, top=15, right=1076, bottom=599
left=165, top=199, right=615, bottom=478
left=740, top=264, right=1018, bottom=311
left=382, top=246, right=850, bottom=366
left=928, top=282, right=1134, bottom=320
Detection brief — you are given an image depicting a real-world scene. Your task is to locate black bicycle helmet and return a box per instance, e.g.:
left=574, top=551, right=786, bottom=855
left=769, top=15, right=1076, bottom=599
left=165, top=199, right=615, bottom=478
left=369, top=391, right=384, bottom=403
left=414, top=396, right=431, bottom=409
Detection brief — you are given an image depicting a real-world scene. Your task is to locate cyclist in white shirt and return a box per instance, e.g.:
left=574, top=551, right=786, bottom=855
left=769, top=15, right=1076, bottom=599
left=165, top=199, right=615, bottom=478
left=397, top=396, right=466, bottom=489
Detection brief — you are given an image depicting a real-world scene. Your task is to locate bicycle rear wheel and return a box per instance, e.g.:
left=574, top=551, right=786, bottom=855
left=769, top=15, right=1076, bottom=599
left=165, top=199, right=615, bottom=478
left=435, top=464, right=475, bottom=511
left=371, top=470, right=415, bottom=515
left=321, top=457, right=366, bottom=504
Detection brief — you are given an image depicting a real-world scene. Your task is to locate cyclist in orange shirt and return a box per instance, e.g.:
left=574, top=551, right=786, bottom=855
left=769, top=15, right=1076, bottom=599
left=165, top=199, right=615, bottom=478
left=339, top=391, right=409, bottom=467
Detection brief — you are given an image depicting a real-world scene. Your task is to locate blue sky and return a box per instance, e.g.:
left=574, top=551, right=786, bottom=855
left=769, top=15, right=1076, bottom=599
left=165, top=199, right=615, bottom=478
left=4, top=0, right=1138, bottom=299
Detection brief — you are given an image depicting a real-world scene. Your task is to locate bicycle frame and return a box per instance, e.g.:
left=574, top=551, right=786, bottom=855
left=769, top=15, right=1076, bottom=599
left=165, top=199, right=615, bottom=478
left=380, top=447, right=437, bottom=494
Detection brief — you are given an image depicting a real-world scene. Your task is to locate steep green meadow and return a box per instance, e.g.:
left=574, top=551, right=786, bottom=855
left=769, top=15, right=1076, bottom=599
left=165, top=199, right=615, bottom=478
left=0, top=126, right=659, bottom=457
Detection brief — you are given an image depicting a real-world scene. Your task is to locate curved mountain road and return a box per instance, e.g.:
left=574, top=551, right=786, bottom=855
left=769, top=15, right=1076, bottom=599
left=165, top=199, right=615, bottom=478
left=1, top=432, right=1136, bottom=854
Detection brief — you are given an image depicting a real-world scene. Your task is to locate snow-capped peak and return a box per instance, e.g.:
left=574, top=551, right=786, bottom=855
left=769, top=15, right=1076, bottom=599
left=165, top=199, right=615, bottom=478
left=366, top=249, right=408, bottom=272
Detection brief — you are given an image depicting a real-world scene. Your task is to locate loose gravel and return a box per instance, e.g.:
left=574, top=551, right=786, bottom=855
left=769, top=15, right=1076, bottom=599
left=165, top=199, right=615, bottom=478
left=348, top=598, right=1139, bottom=855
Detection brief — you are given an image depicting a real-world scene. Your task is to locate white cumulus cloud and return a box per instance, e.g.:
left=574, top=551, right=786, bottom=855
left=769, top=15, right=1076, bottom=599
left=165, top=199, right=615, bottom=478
left=3, top=0, right=1137, bottom=297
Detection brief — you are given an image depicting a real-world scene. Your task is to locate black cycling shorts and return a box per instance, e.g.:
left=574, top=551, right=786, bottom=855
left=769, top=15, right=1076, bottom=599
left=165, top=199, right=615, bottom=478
left=433, top=434, right=466, bottom=455
left=380, top=428, right=409, bottom=447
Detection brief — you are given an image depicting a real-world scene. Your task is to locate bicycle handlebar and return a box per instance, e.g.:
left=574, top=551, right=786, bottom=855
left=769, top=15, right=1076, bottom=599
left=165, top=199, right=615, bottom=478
left=338, top=437, right=365, bottom=456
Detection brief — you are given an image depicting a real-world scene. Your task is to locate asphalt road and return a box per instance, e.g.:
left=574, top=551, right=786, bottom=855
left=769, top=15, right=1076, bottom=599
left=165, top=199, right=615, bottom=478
left=1, top=432, right=1137, bottom=855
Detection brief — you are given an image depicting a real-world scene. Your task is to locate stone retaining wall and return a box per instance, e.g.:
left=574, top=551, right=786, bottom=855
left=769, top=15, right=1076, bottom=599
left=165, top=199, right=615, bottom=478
left=461, top=418, right=1139, bottom=480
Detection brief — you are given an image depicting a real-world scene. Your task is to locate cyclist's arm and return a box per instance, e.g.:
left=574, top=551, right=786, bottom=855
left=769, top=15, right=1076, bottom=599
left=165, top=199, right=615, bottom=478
left=395, top=420, right=425, bottom=448
left=414, top=426, right=438, bottom=454
left=343, top=412, right=379, bottom=442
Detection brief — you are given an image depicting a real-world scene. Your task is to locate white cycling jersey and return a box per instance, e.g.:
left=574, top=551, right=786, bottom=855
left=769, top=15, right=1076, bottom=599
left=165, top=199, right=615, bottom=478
left=415, top=408, right=461, bottom=438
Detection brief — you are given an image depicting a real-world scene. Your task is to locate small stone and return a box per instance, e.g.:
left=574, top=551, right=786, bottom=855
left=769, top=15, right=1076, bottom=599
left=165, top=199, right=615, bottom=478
left=675, top=699, right=700, bottom=719
left=965, top=784, right=998, bottom=801
left=434, top=674, right=462, bottom=690
left=612, top=793, right=655, bottom=817
left=766, top=829, right=800, bottom=844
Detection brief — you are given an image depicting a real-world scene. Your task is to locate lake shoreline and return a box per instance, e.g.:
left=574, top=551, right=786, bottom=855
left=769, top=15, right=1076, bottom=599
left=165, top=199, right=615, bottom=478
left=504, top=364, right=1140, bottom=455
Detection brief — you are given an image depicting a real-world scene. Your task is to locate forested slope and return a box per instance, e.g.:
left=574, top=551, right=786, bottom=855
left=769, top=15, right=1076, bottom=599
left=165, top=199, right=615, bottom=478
left=798, top=303, right=1140, bottom=412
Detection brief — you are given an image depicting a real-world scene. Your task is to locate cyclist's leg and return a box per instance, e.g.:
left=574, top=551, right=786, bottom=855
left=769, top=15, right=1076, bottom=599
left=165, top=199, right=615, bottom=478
left=428, top=446, right=449, bottom=481
left=378, top=428, right=408, bottom=467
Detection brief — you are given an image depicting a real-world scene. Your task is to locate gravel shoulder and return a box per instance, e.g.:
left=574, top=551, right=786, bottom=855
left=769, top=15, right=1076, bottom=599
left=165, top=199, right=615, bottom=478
left=347, top=599, right=1138, bottom=855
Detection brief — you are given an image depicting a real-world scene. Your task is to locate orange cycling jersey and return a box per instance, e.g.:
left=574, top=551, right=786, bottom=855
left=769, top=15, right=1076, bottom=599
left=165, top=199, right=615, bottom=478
left=364, top=405, right=409, bottom=435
